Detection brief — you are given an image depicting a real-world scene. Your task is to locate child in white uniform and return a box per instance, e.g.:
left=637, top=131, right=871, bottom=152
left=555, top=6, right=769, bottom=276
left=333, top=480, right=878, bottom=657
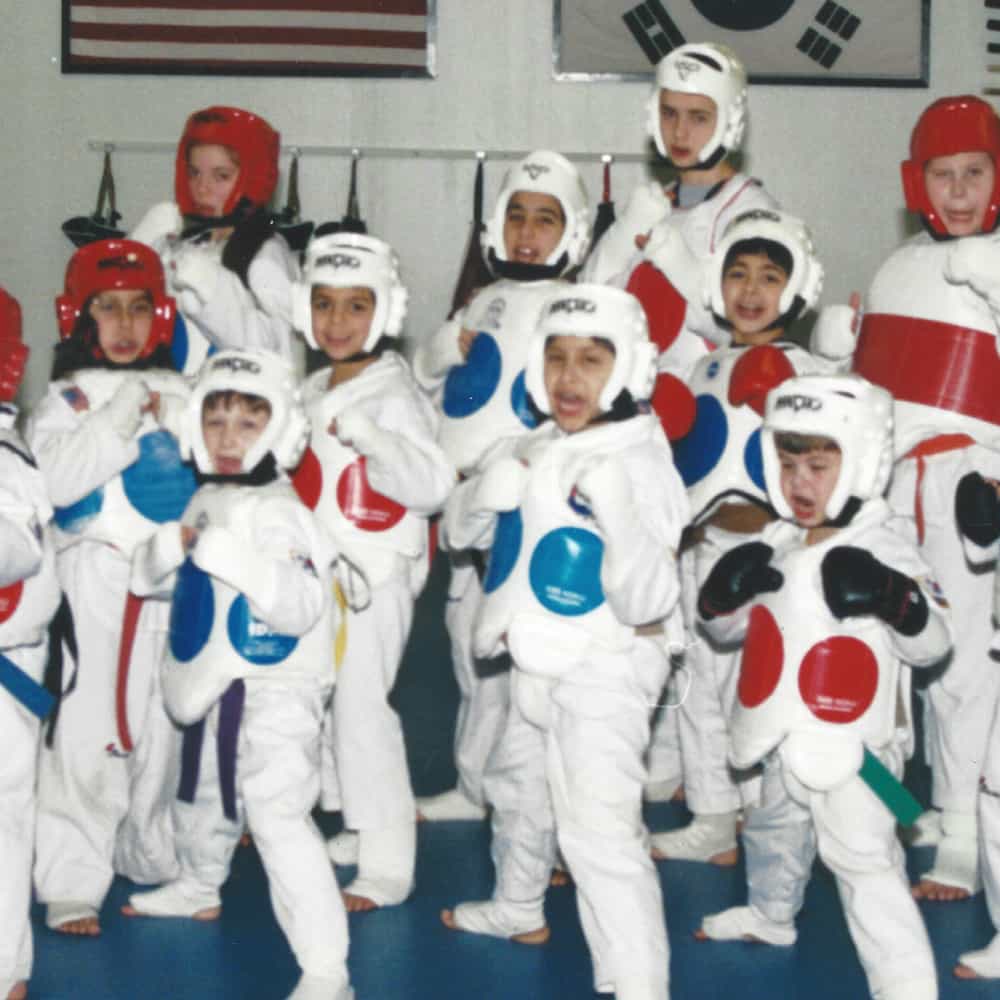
left=124, top=350, right=352, bottom=1000
left=413, top=152, right=592, bottom=822
left=29, top=239, right=193, bottom=936
left=130, top=105, right=299, bottom=372
left=651, top=210, right=828, bottom=863
left=292, top=232, right=453, bottom=909
left=0, top=289, right=61, bottom=1000
left=584, top=42, right=778, bottom=380
left=441, top=284, right=687, bottom=1000
left=839, top=95, right=1000, bottom=900
left=695, top=374, right=951, bottom=1000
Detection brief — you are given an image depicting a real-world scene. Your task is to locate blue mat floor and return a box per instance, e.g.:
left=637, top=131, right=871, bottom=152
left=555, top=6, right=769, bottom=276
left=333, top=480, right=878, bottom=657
left=26, top=557, right=999, bottom=999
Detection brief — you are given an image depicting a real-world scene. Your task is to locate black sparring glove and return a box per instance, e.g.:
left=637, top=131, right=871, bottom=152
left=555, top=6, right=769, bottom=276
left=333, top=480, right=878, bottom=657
left=821, top=546, right=929, bottom=637
left=954, top=471, right=1000, bottom=547
left=697, top=541, right=784, bottom=620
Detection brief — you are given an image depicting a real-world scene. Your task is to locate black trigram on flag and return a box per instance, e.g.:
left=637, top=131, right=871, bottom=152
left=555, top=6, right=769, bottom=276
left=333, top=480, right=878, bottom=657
left=623, top=0, right=686, bottom=65
left=797, top=2, right=862, bottom=69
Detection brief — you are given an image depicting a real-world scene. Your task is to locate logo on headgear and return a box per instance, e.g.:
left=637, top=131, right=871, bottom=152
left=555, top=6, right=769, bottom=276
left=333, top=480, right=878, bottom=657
left=522, top=163, right=551, bottom=181
left=733, top=209, right=782, bottom=227
left=775, top=394, right=822, bottom=413
left=193, top=110, right=228, bottom=125
left=315, top=253, right=361, bottom=271
left=211, top=356, right=262, bottom=375
left=98, top=253, right=144, bottom=272
left=675, top=58, right=702, bottom=82
left=549, top=297, right=597, bottom=316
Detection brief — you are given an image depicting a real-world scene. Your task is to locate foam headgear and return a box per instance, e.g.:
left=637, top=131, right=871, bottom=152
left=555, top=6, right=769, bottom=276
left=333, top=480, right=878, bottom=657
left=901, top=95, right=1000, bottom=237
left=762, top=374, right=893, bottom=523
left=181, top=349, right=309, bottom=475
left=525, top=284, right=656, bottom=415
left=293, top=232, right=408, bottom=352
left=646, top=42, right=748, bottom=168
left=55, top=238, right=176, bottom=355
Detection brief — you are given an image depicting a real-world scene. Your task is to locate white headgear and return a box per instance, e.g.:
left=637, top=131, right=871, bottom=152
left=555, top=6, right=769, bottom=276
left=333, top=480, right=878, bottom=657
left=481, top=150, right=591, bottom=277
left=646, top=42, right=748, bottom=167
left=705, top=209, right=824, bottom=328
left=525, top=284, right=656, bottom=415
left=293, top=232, right=408, bottom=352
left=762, top=375, right=894, bottom=522
left=182, top=349, right=310, bottom=474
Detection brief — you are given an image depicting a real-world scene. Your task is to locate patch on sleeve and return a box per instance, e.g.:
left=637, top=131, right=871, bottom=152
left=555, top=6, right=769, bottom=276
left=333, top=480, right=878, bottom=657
left=290, top=551, right=317, bottom=577
left=922, top=576, right=949, bottom=609
left=61, top=386, right=90, bottom=412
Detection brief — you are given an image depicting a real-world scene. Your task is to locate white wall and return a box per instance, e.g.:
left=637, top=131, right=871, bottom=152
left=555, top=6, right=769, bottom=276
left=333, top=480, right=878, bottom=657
left=0, top=2, right=984, bottom=405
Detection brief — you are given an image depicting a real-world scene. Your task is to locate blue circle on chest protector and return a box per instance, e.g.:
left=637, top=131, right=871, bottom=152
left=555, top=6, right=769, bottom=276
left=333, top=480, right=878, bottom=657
left=744, top=428, right=766, bottom=490
left=672, top=394, right=728, bottom=487
left=529, top=527, right=605, bottom=616
left=443, top=333, right=502, bottom=418
left=483, top=509, right=523, bottom=594
left=54, top=487, right=104, bottom=533
left=122, top=430, right=198, bottom=524
left=170, top=559, right=215, bottom=662
left=227, top=595, right=298, bottom=665
left=510, top=370, right=538, bottom=428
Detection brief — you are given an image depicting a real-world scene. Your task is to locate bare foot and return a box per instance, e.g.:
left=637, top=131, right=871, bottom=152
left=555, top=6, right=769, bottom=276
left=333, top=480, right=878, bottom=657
left=693, top=928, right=769, bottom=944
left=911, top=879, right=970, bottom=902
left=651, top=845, right=739, bottom=867
left=440, top=908, right=550, bottom=944
left=239, top=832, right=253, bottom=848
left=550, top=868, right=573, bottom=888
left=54, top=916, right=100, bottom=936
left=120, top=903, right=221, bottom=920
left=343, top=892, right=378, bottom=913
left=953, top=963, right=981, bottom=980
left=7, top=981, right=27, bottom=1000
left=673, top=784, right=686, bottom=802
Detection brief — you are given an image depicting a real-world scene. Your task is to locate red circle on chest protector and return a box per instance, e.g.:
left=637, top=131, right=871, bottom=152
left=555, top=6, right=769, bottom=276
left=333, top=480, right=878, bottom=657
left=0, top=580, right=23, bottom=624
left=337, top=457, right=406, bottom=532
left=291, top=447, right=322, bottom=511
left=738, top=605, right=784, bottom=708
left=798, top=636, right=878, bottom=724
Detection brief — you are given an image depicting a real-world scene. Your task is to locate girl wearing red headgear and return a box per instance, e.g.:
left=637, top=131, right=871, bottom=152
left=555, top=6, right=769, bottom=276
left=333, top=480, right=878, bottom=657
left=812, top=96, right=1000, bottom=920
left=129, top=106, right=298, bottom=374
left=27, top=239, right=197, bottom=936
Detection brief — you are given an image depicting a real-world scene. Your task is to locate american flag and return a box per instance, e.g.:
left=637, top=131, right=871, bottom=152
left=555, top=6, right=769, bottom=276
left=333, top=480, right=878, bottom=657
left=62, top=1, right=435, bottom=78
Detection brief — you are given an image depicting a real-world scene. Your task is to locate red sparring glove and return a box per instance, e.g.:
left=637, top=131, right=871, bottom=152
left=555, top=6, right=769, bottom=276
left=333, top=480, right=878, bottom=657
left=650, top=371, right=696, bottom=442
left=727, top=344, right=795, bottom=416
left=626, top=261, right=687, bottom=355
left=0, top=289, right=28, bottom=404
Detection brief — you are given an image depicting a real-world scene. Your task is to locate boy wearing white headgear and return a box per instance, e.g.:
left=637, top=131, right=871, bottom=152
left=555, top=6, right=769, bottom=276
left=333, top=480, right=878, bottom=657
left=694, top=374, right=950, bottom=1000
left=440, top=283, right=687, bottom=1000
left=293, top=231, right=454, bottom=910
left=123, top=349, right=353, bottom=1000
left=413, top=151, right=592, bottom=824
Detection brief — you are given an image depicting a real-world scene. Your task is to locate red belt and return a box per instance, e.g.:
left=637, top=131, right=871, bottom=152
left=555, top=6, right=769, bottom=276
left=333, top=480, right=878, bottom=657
left=902, top=433, right=975, bottom=544
left=854, top=313, right=1000, bottom=426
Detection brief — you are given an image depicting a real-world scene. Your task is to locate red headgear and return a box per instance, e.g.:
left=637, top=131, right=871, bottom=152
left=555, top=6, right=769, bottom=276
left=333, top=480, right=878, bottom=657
left=174, top=106, right=280, bottom=219
left=901, top=95, right=1000, bottom=236
left=55, top=239, right=176, bottom=357
left=0, top=288, right=28, bottom=403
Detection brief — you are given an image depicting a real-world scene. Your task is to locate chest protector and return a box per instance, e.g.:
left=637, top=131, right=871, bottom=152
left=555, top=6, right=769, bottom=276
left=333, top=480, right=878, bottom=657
left=854, top=236, right=1000, bottom=453
left=474, top=423, right=646, bottom=675
left=52, top=369, right=197, bottom=558
left=730, top=532, right=899, bottom=789
left=163, top=482, right=334, bottom=726
left=300, top=363, right=428, bottom=591
left=0, top=430, right=60, bottom=649
left=438, top=279, right=559, bottom=474
left=673, top=344, right=813, bottom=524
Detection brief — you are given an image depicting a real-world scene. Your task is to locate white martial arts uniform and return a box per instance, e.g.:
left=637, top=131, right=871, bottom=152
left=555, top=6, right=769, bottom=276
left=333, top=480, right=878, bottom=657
left=132, top=206, right=299, bottom=373
left=0, top=405, right=60, bottom=998
left=700, top=499, right=951, bottom=1000
left=853, top=231, right=1000, bottom=893
left=27, top=367, right=194, bottom=926
left=413, top=278, right=563, bottom=812
left=583, top=172, right=779, bottom=373
left=301, top=351, right=453, bottom=904
left=445, top=413, right=687, bottom=1000
left=659, top=343, right=824, bottom=839
left=127, top=477, right=350, bottom=996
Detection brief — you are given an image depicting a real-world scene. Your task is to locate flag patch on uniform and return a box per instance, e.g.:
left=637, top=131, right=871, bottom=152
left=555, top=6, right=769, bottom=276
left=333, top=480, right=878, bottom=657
left=61, top=386, right=90, bottom=412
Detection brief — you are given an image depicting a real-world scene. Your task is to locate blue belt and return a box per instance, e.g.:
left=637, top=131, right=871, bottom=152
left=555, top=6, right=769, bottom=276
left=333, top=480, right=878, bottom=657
left=0, top=650, right=55, bottom=719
